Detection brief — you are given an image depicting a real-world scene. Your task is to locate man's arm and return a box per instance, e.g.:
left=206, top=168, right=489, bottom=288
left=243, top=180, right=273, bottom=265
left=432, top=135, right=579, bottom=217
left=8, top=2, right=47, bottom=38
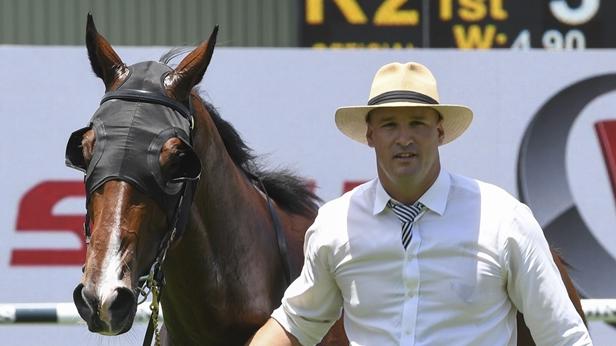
left=248, top=211, right=343, bottom=346
left=247, top=318, right=301, bottom=346
left=505, top=204, right=591, bottom=345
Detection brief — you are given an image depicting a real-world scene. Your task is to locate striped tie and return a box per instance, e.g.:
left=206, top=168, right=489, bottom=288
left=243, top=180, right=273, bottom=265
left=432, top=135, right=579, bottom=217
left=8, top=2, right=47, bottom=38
left=388, top=200, right=424, bottom=249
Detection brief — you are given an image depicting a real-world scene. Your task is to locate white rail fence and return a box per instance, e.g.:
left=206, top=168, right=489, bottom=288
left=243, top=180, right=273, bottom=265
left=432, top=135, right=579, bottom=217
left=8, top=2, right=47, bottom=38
left=581, top=299, right=616, bottom=323
left=0, top=300, right=615, bottom=324
left=0, top=302, right=157, bottom=324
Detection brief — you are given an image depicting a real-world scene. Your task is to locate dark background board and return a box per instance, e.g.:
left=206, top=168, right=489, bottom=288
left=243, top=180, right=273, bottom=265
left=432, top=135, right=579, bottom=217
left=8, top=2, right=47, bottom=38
left=300, top=0, right=616, bottom=49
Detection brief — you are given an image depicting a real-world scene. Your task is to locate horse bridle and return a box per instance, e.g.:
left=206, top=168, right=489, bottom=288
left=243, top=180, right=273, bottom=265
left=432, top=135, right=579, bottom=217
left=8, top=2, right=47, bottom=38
left=66, top=61, right=292, bottom=346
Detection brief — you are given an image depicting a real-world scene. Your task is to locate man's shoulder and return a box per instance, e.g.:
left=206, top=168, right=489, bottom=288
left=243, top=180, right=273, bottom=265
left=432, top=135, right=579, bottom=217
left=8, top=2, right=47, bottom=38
left=449, top=172, right=521, bottom=206
left=447, top=172, right=534, bottom=237
left=306, top=181, right=376, bottom=251
left=311, top=179, right=376, bottom=234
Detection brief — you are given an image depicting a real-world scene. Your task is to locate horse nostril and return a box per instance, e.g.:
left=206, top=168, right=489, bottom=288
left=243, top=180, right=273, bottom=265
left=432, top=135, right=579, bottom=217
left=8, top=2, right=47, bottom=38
left=73, top=283, right=95, bottom=308
left=73, top=284, right=85, bottom=306
left=109, top=287, right=136, bottom=317
left=73, top=283, right=98, bottom=326
left=75, top=283, right=100, bottom=309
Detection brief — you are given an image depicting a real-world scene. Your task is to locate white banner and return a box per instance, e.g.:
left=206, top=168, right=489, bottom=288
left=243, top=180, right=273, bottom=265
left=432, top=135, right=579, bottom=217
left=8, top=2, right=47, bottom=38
left=1, top=46, right=615, bottom=345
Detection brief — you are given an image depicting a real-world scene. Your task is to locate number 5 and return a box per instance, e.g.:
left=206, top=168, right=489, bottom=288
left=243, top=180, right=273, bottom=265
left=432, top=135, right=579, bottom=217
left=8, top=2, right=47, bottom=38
left=549, top=0, right=599, bottom=25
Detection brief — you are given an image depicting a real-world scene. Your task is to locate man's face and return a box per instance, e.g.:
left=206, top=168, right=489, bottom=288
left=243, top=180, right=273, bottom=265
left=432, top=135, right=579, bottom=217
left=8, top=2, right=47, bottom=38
left=366, top=107, right=444, bottom=191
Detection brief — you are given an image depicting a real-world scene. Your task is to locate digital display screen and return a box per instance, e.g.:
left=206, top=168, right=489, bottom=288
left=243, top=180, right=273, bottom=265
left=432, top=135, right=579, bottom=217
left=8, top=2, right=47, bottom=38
left=301, top=0, right=615, bottom=49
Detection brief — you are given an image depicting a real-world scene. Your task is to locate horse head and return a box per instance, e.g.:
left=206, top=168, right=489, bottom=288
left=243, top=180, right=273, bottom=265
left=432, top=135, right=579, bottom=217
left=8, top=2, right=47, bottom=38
left=67, top=14, right=216, bottom=335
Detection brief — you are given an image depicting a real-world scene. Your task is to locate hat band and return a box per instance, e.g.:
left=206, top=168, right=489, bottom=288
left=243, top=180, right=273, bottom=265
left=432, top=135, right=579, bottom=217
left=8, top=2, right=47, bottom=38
left=368, top=90, right=438, bottom=106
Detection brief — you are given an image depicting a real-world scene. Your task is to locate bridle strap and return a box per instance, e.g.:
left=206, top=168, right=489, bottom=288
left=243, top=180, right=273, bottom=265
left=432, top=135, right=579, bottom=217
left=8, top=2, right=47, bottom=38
left=256, top=177, right=292, bottom=285
left=138, top=179, right=197, bottom=346
left=83, top=175, right=92, bottom=246
left=102, top=89, right=193, bottom=123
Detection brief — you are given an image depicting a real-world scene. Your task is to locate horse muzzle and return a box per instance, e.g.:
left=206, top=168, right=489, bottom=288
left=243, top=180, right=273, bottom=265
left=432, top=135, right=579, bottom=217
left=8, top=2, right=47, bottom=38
left=73, top=283, right=137, bottom=335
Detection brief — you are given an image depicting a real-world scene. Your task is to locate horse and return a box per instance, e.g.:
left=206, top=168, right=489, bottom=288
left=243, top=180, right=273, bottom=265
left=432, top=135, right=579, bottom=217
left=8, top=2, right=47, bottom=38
left=67, top=15, right=585, bottom=346
left=67, top=15, right=346, bottom=345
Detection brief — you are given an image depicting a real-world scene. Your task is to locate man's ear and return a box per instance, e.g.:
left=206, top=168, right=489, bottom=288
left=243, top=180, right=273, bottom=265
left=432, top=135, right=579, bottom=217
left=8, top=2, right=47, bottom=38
left=437, top=122, right=445, bottom=145
left=366, top=124, right=375, bottom=147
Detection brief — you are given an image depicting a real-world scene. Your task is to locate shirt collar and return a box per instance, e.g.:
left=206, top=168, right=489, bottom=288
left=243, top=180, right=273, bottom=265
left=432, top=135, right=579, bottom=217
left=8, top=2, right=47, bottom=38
left=373, top=180, right=392, bottom=215
left=417, top=168, right=450, bottom=216
left=372, top=168, right=451, bottom=216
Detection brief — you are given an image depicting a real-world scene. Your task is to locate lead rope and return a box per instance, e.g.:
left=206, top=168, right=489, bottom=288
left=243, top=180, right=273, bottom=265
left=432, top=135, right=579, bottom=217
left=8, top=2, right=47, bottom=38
left=139, top=232, right=172, bottom=346
left=151, top=285, right=161, bottom=346
left=141, top=273, right=162, bottom=346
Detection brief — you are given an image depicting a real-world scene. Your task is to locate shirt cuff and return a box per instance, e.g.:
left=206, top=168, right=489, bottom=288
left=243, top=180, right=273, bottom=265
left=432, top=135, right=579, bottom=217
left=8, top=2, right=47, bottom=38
left=271, top=305, right=322, bottom=346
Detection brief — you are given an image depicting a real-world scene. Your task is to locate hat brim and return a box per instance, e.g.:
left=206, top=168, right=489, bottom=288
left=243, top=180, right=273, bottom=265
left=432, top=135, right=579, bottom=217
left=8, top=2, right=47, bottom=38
left=335, top=102, right=473, bottom=145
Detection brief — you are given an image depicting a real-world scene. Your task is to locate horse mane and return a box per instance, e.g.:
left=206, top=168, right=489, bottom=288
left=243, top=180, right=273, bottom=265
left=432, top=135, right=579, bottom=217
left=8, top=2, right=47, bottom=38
left=160, top=49, right=321, bottom=216
left=203, top=101, right=321, bottom=216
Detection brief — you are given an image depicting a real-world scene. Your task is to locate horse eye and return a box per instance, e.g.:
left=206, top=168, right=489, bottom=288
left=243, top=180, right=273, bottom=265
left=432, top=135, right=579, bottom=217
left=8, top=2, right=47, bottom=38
left=159, top=138, right=200, bottom=182
left=164, top=152, right=180, bottom=168
left=81, top=134, right=96, bottom=166
left=160, top=148, right=183, bottom=181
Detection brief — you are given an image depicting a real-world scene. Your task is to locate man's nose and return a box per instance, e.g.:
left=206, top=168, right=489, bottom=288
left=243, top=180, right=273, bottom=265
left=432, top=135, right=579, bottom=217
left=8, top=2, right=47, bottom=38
left=396, top=127, right=414, bottom=146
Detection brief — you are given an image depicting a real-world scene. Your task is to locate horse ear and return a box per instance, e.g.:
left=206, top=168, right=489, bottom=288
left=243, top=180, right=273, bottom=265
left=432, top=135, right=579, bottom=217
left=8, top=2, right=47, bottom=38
left=85, top=13, right=127, bottom=89
left=164, top=26, right=218, bottom=102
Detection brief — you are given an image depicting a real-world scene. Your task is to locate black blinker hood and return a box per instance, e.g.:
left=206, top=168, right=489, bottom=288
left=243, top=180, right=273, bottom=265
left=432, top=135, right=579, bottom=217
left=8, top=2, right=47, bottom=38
left=66, top=61, right=200, bottom=233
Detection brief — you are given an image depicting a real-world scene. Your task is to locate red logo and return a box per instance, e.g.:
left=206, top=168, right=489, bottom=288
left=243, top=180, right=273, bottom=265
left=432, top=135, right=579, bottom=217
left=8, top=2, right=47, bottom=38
left=10, top=181, right=86, bottom=266
left=595, top=120, right=616, bottom=199
left=9, top=180, right=368, bottom=266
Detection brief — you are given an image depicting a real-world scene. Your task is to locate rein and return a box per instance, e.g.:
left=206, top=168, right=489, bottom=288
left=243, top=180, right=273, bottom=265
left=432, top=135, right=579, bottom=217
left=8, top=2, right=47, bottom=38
left=135, top=184, right=187, bottom=346
left=255, top=176, right=292, bottom=286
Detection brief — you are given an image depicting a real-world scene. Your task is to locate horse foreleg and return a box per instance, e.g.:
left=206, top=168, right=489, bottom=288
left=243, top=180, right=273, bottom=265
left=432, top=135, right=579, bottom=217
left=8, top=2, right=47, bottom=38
left=158, top=323, right=173, bottom=346
left=551, top=249, right=586, bottom=324
left=319, top=317, right=348, bottom=346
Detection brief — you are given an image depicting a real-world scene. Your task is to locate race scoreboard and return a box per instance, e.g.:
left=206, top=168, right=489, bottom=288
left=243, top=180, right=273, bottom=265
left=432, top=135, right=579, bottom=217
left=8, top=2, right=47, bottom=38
left=300, top=0, right=616, bottom=49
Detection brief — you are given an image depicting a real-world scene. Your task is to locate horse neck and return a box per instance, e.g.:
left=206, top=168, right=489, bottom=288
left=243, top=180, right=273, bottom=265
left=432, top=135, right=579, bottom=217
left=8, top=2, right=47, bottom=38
left=187, top=100, right=270, bottom=265
left=161, top=98, right=285, bottom=342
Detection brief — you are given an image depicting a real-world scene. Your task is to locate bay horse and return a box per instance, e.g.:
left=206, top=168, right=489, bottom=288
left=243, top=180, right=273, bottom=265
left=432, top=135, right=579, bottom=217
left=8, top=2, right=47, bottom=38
left=67, top=15, right=346, bottom=345
left=67, top=15, right=585, bottom=346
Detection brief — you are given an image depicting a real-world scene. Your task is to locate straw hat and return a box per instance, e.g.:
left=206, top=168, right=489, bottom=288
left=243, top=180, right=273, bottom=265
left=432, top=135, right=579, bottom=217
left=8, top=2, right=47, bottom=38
left=335, top=62, right=473, bottom=145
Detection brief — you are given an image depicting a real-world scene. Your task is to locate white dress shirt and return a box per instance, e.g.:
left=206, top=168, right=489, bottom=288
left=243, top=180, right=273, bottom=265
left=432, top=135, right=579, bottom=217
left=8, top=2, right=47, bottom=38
left=271, top=169, right=591, bottom=346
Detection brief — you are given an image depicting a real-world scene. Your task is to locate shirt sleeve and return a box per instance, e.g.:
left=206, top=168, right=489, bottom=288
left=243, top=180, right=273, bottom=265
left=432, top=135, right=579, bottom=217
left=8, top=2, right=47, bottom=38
left=504, top=204, right=592, bottom=346
left=271, top=215, right=343, bottom=346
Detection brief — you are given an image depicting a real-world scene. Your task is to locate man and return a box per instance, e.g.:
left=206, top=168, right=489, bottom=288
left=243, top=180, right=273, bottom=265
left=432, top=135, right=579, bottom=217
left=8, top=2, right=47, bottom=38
left=249, top=62, right=591, bottom=345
